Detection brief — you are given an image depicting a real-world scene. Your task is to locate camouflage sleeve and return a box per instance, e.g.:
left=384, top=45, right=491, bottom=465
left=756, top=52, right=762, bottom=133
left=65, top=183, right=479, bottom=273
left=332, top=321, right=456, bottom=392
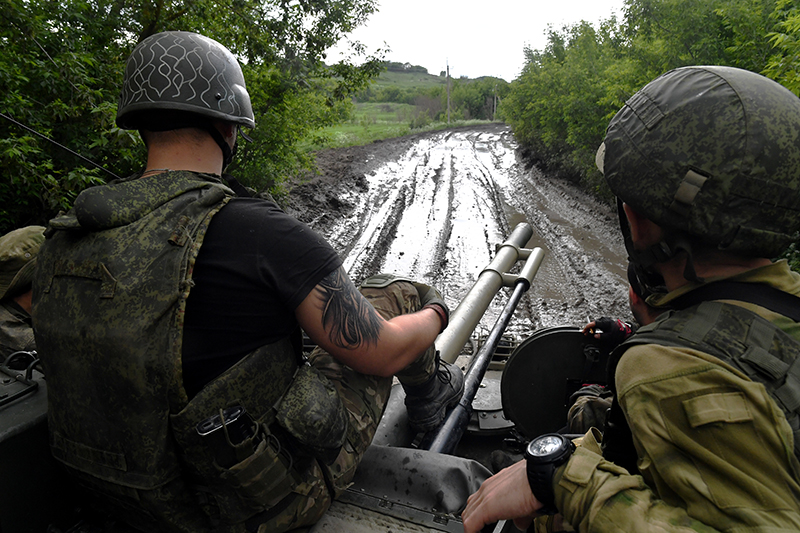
left=553, top=344, right=800, bottom=532
left=553, top=445, right=720, bottom=533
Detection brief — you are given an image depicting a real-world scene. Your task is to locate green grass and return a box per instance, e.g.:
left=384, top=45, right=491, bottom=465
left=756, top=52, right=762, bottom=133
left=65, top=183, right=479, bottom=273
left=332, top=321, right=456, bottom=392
left=303, top=118, right=497, bottom=150
left=370, top=70, right=447, bottom=90
left=352, top=102, right=417, bottom=123
left=298, top=67, right=497, bottom=151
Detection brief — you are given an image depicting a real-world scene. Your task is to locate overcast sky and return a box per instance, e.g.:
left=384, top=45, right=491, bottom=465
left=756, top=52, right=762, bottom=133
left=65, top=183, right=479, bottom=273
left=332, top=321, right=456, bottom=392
left=328, top=0, right=626, bottom=82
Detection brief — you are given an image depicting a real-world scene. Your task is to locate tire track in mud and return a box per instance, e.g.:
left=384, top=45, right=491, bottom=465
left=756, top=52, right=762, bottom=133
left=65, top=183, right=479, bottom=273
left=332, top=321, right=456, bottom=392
left=293, top=124, right=633, bottom=338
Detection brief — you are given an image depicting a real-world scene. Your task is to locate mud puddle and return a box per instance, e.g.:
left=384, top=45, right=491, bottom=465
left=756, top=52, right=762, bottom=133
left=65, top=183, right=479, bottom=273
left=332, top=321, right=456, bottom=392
left=288, top=124, right=633, bottom=340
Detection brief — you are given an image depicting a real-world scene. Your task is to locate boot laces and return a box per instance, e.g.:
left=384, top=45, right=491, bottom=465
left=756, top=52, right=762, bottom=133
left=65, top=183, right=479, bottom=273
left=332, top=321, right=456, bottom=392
left=434, top=353, right=454, bottom=384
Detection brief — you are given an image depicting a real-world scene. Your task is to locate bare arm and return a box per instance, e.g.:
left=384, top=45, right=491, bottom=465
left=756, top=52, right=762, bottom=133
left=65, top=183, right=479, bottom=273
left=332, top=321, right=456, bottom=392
left=295, top=267, right=440, bottom=376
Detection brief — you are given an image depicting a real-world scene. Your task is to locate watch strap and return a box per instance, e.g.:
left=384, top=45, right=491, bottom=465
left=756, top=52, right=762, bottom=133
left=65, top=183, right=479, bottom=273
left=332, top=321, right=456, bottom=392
left=524, top=434, right=575, bottom=515
left=526, top=461, right=558, bottom=514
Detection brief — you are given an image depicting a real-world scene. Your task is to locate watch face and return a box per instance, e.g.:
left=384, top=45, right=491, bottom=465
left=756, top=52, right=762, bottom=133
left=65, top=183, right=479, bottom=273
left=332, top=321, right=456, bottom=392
left=528, top=434, right=565, bottom=457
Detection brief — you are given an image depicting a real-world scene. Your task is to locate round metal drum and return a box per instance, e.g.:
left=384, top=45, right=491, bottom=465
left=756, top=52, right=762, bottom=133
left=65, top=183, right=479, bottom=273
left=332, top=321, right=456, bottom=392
left=500, top=326, right=611, bottom=440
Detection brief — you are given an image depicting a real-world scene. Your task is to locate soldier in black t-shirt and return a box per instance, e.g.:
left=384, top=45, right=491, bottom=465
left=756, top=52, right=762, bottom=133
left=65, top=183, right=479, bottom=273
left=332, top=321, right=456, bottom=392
left=34, top=31, right=464, bottom=533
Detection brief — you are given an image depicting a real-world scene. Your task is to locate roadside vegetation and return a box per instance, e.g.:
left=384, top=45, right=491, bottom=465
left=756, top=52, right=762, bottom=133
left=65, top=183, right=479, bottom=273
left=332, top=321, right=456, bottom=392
left=4, top=0, right=800, bottom=270
left=304, top=62, right=510, bottom=149
left=498, top=0, right=800, bottom=267
left=0, top=0, right=385, bottom=234
left=501, top=0, right=800, bottom=194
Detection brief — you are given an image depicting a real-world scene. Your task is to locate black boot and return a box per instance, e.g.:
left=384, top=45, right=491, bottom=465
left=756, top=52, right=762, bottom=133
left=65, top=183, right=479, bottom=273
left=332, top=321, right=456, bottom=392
left=402, top=356, right=464, bottom=433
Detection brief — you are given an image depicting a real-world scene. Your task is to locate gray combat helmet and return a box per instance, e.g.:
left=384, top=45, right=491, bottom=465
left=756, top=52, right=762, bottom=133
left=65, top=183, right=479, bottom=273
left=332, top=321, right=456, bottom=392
left=598, top=65, right=800, bottom=259
left=116, top=31, right=255, bottom=130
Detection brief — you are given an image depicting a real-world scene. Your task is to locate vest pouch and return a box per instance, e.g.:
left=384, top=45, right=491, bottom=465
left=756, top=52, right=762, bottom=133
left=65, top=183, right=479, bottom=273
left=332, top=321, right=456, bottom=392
left=213, top=424, right=300, bottom=522
left=275, top=364, right=348, bottom=463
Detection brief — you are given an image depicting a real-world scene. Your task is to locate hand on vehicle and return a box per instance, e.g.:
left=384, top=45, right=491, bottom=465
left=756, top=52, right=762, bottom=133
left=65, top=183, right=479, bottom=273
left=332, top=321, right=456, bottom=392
left=582, top=317, right=632, bottom=346
left=461, top=460, right=542, bottom=533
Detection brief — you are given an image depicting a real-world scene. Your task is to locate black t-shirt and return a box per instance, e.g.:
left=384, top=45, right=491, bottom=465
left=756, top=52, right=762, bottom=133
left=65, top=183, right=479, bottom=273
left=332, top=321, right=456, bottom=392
left=182, top=197, right=342, bottom=396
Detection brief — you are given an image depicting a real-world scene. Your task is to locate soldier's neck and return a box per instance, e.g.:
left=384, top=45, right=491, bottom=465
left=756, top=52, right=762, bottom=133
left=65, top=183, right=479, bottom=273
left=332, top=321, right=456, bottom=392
left=657, top=254, right=772, bottom=291
left=14, top=290, right=32, bottom=315
left=144, top=139, right=223, bottom=176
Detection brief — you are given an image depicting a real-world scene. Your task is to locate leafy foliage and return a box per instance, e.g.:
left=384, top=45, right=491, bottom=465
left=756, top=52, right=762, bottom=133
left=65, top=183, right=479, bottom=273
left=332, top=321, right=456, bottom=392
left=356, top=74, right=509, bottom=123
left=502, top=0, right=800, bottom=200
left=764, top=0, right=800, bottom=93
left=0, top=0, right=383, bottom=234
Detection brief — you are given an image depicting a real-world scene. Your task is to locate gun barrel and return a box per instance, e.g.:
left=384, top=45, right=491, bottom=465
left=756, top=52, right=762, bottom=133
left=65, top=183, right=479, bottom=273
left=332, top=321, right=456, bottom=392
left=423, top=246, right=544, bottom=454
left=372, top=222, right=544, bottom=450
left=436, top=222, right=535, bottom=364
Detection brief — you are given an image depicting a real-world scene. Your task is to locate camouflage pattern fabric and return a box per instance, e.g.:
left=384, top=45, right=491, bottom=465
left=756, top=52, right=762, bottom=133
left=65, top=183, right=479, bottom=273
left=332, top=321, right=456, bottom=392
left=566, top=387, right=613, bottom=435
left=552, top=268, right=800, bottom=532
left=618, top=301, right=800, bottom=462
left=0, top=225, right=46, bottom=300
left=0, top=299, right=34, bottom=360
left=252, top=279, right=437, bottom=532
left=34, top=170, right=437, bottom=533
left=601, top=66, right=800, bottom=258
left=34, top=172, right=241, bottom=532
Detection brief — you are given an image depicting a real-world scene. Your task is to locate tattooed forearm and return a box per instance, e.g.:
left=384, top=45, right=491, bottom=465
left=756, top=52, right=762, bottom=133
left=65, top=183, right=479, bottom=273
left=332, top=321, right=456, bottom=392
left=315, top=267, right=382, bottom=349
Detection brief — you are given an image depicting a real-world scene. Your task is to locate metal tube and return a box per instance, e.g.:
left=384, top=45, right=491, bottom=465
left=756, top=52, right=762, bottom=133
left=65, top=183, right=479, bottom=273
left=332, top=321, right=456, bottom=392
left=424, top=283, right=528, bottom=454
left=424, top=246, right=545, bottom=454
left=436, top=223, right=534, bottom=364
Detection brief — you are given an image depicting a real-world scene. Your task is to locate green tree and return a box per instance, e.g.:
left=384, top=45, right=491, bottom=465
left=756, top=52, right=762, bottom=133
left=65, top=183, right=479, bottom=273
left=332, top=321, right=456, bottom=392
left=450, top=78, right=508, bottom=120
left=764, top=0, right=800, bottom=94
left=0, top=0, right=383, bottom=234
left=501, top=18, right=646, bottom=188
left=503, top=0, right=798, bottom=194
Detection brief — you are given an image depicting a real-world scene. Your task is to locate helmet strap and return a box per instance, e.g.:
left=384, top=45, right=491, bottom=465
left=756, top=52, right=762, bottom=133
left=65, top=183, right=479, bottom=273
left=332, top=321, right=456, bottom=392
left=202, top=123, right=235, bottom=170
left=670, top=234, right=705, bottom=284
left=627, top=262, right=666, bottom=300
left=617, top=199, right=705, bottom=287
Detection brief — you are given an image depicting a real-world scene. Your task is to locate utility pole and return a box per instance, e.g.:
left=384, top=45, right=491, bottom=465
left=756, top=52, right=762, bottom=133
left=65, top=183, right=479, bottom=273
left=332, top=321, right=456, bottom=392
left=493, top=84, right=497, bottom=121
left=447, top=61, right=451, bottom=125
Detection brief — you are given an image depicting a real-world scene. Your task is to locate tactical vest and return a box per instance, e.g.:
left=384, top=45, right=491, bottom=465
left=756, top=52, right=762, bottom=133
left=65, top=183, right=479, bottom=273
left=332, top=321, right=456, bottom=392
left=34, top=172, right=347, bottom=532
left=603, top=300, right=800, bottom=473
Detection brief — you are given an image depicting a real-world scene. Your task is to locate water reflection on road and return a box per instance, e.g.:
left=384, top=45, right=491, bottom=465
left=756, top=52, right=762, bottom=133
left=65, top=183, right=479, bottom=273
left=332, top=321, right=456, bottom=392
left=316, top=126, right=631, bottom=336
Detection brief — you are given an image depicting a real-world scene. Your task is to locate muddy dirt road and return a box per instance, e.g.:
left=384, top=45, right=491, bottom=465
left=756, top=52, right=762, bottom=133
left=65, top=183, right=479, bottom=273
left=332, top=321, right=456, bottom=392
left=286, top=123, right=632, bottom=339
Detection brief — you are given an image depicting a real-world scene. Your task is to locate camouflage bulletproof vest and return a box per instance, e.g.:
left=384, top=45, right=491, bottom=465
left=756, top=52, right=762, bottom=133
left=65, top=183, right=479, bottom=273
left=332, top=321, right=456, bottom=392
left=34, top=172, right=341, bottom=532
left=610, top=300, right=800, bottom=466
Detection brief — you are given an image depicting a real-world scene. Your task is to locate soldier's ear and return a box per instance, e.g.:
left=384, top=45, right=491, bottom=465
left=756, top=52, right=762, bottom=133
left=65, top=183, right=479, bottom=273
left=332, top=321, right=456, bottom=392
left=213, top=121, right=237, bottom=147
left=623, top=203, right=662, bottom=250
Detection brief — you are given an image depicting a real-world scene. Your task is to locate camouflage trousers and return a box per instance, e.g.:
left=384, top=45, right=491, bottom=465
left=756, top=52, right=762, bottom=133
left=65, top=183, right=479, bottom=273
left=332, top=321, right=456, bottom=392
left=256, top=280, right=437, bottom=532
left=0, top=299, right=36, bottom=360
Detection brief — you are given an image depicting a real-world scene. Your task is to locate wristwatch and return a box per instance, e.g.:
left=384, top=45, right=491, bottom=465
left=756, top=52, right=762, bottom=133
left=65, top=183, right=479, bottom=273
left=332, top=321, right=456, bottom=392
left=524, top=433, right=575, bottom=515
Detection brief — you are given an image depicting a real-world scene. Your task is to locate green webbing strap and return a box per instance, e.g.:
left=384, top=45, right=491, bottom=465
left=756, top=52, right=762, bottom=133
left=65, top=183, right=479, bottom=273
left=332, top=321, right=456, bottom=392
left=678, top=301, right=719, bottom=344
left=746, top=317, right=778, bottom=353
left=672, top=281, right=800, bottom=321
left=741, top=345, right=788, bottom=380
left=775, top=359, right=800, bottom=412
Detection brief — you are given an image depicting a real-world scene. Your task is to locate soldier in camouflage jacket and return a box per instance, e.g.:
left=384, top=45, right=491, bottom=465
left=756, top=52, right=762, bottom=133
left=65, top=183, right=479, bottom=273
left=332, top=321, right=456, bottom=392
left=463, top=66, right=800, bottom=532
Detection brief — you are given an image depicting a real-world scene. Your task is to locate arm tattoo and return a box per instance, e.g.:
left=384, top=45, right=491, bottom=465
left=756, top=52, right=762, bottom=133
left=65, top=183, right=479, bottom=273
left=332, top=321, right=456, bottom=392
left=315, top=267, right=382, bottom=349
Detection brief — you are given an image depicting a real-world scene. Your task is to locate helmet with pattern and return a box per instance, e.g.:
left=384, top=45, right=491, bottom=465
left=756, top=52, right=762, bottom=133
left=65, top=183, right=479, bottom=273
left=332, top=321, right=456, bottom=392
left=116, top=31, right=254, bottom=130
left=596, top=66, right=800, bottom=275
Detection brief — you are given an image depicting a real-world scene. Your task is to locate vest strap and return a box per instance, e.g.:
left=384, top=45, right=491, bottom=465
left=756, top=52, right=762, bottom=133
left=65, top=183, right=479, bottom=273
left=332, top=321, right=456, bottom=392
left=672, top=281, right=800, bottom=321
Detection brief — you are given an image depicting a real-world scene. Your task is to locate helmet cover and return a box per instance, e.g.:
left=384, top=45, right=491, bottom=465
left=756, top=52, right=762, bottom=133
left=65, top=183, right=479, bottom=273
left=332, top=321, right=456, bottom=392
left=116, top=31, right=255, bottom=130
left=601, top=66, right=800, bottom=257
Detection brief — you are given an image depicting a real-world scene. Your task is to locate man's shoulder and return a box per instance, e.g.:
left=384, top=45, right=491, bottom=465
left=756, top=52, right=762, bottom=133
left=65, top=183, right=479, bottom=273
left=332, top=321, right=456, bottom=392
left=220, top=196, right=289, bottom=220
left=616, top=343, right=716, bottom=385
